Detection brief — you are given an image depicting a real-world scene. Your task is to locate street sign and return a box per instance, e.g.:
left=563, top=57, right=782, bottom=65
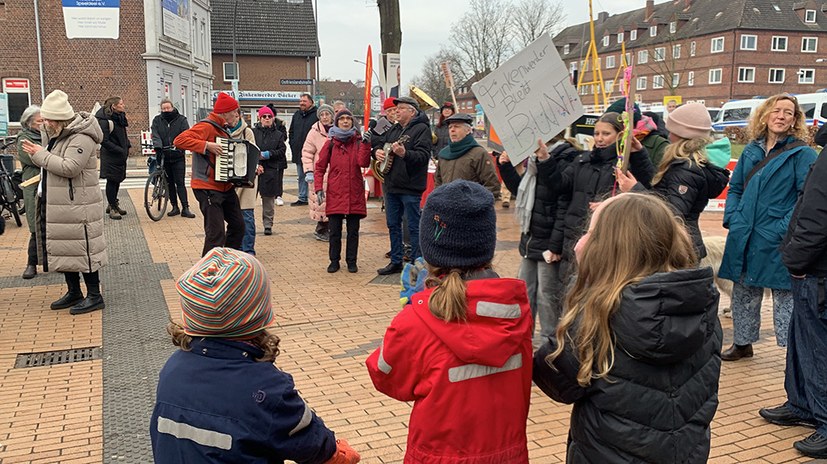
left=280, top=79, right=314, bottom=86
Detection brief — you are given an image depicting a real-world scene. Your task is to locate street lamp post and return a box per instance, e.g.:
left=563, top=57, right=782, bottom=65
left=231, top=0, right=240, bottom=96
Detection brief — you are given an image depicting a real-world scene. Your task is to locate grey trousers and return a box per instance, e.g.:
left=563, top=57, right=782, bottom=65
left=731, top=281, right=793, bottom=347
left=262, top=196, right=275, bottom=229
left=518, top=258, right=563, bottom=339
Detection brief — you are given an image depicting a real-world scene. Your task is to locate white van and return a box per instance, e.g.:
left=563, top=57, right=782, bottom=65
left=792, top=92, right=827, bottom=127
left=711, top=98, right=765, bottom=131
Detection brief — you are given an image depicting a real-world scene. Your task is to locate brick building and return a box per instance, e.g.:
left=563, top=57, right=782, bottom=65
left=555, top=0, right=827, bottom=109
left=1, top=0, right=212, bottom=145
left=210, top=0, right=319, bottom=120
left=317, top=79, right=364, bottom=114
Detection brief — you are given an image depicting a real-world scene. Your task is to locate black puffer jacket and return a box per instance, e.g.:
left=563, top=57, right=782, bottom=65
left=150, top=109, right=189, bottom=162
left=96, top=108, right=131, bottom=182
left=381, top=111, right=432, bottom=196
left=500, top=142, right=581, bottom=261
left=634, top=160, right=729, bottom=259
left=782, top=147, right=827, bottom=277
left=533, top=267, right=722, bottom=464
left=253, top=123, right=287, bottom=198
left=551, top=145, right=655, bottom=257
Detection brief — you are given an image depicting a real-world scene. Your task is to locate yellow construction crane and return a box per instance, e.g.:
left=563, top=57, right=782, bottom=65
left=576, top=0, right=609, bottom=112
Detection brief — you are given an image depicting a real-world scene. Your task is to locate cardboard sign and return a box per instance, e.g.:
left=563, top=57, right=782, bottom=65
left=473, top=35, right=584, bottom=165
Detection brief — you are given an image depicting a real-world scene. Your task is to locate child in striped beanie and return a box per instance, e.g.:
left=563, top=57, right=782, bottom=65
left=151, top=248, right=360, bottom=464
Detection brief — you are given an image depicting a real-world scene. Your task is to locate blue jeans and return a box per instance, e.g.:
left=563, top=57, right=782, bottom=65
left=296, top=163, right=308, bottom=202
left=241, top=209, right=255, bottom=255
left=385, top=192, right=422, bottom=264
left=785, top=276, right=827, bottom=436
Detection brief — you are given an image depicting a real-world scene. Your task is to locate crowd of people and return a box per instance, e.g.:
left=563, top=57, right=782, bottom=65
left=4, top=87, right=827, bottom=462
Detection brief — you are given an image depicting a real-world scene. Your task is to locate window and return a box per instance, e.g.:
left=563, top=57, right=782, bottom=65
left=802, top=37, right=818, bottom=53
left=649, top=25, right=657, bottom=37
left=602, top=36, right=609, bottom=47
left=738, top=67, right=755, bottom=83
left=711, top=37, right=725, bottom=53
left=672, top=73, right=680, bottom=87
left=605, top=80, right=614, bottom=92
left=563, top=44, right=570, bottom=55
left=569, top=62, right=577, bottom=74
left=673, top=44, right=681, bottom=59
left=654, top=47, right=666, bottom=61
left=768, top=68, right=785, bottom=83
left=617, top=32, right=624, bottom=43
left=223, top=62, right=239, bottom=81
left=690, top=41, right=696, bottom=56
left=2, top=78, right=31, bottom=124
left=709, top=68, right=723, bottom=84
left=740, top=34, right=757, bottom=50
left=805, top=9, right=816, bottom=23
left=799, top=68, right=815, bottom=84
left=630, top=29, right=638, bottom=41
left=688, top=71, right=695, bottom=86
left=606, top=55, right=616, bottom=68
left=638, top=50, right=649, bottom=64
left=637, top=76, right=647, bottom=90
left=669, top=21, right=677, bottom=34
left=625, top=52, right=631, bottom=65
left=771, top=36, right=788, bottom=51
left=653, top=75, right=664, bottom=89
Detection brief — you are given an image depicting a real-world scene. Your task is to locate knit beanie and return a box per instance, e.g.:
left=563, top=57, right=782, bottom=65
left=382, top=97, right=396, bottom=110
left=666, top=102, right=712, bottom=140
left=257, top=106, right=274, bottom=118
left=176, top=247, right=273, bottom=338
left=606, top=98, right=641, bottom=125
left=213, top=92, right=239, bottom=114
left=420, top=180, right=497, bottom=269
left=317, top=104, right=334, bottom=119
left=40, top=90, right=75, bottom=120
left=335, top=108, right=354, bottom=127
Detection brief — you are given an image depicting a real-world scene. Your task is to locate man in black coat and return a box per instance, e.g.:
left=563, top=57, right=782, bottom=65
left=764, top=150, right=827, bottom=459
left=151, top=99, right=194, bottom=218
left=373, top=97, right=431, bottom=275
left=287, top=93, right=318, bottom=206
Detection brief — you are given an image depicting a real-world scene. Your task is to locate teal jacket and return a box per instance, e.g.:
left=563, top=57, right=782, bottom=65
left=719, top=136, right=817, bottom=289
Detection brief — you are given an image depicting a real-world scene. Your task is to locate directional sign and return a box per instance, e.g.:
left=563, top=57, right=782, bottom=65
left=280, top=79, right=314, bottom=86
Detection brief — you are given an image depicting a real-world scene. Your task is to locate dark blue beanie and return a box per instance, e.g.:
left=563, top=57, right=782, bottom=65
left=420, top=180, right=496, bottom=269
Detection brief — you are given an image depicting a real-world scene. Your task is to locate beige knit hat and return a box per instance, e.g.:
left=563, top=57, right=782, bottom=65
left=40, top=90, right=75, bottom=120
left=666, top=102, right=711, bottom=140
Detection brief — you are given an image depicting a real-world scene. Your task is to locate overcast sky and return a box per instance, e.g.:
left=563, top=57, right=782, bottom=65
left=317, top=0, right=645, bottom=85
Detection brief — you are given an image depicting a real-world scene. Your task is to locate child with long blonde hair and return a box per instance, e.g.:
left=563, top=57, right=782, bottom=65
left=533, top=192, right=722, bottom=463
left=367, top=180, right=533, bottom=464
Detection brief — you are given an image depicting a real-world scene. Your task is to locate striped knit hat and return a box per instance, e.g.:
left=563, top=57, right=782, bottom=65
left=176, top=248, right=273, bottom=338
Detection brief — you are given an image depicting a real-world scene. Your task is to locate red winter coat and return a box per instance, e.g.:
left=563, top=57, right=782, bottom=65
left=314, top=134, right=371, bottom=217
left=366, top=277, right=533, bottom=464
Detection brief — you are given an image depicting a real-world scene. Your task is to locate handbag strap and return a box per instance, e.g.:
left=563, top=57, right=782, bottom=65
left=744, top=140, right=807, bottom=189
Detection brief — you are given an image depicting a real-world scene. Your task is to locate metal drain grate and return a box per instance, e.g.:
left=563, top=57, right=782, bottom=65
left=14, top=346, right=102, bottom=368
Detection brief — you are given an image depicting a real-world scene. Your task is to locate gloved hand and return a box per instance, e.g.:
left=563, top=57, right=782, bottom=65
left=305, top=171, right=315, bottom=183
left=323, top=439, right=360, bottom=464
left=362, top=130, right=371, bottom=143
left=316, top=190, right=325, bottom=204
left=261, top=150, right=271, bottom=160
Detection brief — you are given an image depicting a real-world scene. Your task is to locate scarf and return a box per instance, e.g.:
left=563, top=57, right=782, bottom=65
left=161, top=109, right=179, bottom=122
left=515, top=155, right=537, bottom=234
left=111, top=110, right=128, bottom=128
left=633, top=115, right=657, bottom=141
left=438, top=133, right=479, bottom=160
left=328, top=126, right=355, bottom=141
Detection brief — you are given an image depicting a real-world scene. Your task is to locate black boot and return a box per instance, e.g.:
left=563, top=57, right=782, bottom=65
left=167, top=205, right=181, bottom=217
left=52, top=273, right=84, bottom=310
left=180, top=206, right=195, bottom=218
left=70, top=272, right=105, bottom=315
left=22, top=265, right=37, bottom=279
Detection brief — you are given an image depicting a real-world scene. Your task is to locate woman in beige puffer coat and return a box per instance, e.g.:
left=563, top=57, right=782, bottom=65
left=302, top=104, right=333, bottom=241
left=21, top=90, right=107, bottom=316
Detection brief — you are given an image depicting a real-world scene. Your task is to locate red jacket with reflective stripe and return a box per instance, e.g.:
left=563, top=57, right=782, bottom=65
left=366, top=277, right=533, bottom=464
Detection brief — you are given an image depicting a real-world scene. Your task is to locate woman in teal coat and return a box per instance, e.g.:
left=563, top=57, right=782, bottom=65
left=719, top=94, right=817, bottom=361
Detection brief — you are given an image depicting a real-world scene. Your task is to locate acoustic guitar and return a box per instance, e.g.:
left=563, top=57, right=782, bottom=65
left=377, top=134, right=411, bottom=176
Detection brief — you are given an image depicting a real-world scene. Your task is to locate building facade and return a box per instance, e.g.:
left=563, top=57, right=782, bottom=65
left=555, top=0, right=827, bottom=109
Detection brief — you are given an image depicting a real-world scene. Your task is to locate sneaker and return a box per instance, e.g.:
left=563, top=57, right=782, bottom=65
left=502, top=199, right=510, bottom=208
left=276, top=196, right=284, bottom=206
left=314, top=231, right=329, bottom=242
left=291, top=200, right=308, bottom=206
left=759, top=404, right=818, bottom=428
left=794, top=432, right=827, bottom=458
left=377, top=262, right=403, bottom=276
left=108, top=206, right=122, bottom=220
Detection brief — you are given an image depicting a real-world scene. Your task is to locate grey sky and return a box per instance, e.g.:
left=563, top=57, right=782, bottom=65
left=317, top=0, right=644, bottom=85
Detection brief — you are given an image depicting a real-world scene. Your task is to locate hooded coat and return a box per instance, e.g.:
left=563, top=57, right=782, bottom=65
left=533, top=268, right=722, bottom=464
left=719, top=136, right=817, bottom=289
left=253, top=122, right=287, bottom=198
left=31, top=112, right=107, bottom=273
left=302, top=121, right=331, bottom=222
left=366, top=276, right=533, bottom=464
left=96, top=107, right=130, bottom=182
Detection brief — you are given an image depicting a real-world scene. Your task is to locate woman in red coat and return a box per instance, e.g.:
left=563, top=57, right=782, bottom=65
left=314, top=109, right=371, bottom=273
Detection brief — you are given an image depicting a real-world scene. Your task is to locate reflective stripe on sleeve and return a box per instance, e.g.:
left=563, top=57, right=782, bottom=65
left=377, top=342, right=392, bottom=374
left=476, top=301, right=521, bottom=319
left=157, top=416, right=232, bottom=450
left=288, top=401, right=314, bottom=437
left=448, top=353, right=523, bottom=383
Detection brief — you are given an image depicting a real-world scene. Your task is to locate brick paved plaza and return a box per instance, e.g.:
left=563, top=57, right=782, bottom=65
left=0, top=174, right=822, bottom=463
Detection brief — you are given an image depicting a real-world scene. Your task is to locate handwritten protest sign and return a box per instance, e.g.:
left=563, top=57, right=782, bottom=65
left=472, top=34, right=584, bottom=165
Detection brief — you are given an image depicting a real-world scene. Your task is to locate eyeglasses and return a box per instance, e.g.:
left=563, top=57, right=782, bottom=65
left=260, top=115, right=273, bottom=119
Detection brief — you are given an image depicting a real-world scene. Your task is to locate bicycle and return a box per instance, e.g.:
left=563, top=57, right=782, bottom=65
left=0, top=137, right=23, bottom=227
left=144, top=145, right=173, bottom=221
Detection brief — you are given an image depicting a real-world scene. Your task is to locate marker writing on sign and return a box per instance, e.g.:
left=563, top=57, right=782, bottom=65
left=503, top=76, right=581, bottom=152
left=472, top=45, right=550, bottom=115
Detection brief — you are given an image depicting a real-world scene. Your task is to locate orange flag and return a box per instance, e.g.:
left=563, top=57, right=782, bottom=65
left=364, top=45, right=373, bottom=130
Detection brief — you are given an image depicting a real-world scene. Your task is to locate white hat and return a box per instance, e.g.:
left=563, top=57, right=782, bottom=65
left=40, top=90, right=75, bottom=120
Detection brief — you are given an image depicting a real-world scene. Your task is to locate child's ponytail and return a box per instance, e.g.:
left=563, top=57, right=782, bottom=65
left=425, top=268, right=468, bottom=322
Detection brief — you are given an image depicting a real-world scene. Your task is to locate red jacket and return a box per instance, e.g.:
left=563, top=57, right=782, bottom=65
left=366, top=277, right=533, bottom=464
left=314, top=134, right=371, bottom=217
left=173, top=112, right=234, bottom=192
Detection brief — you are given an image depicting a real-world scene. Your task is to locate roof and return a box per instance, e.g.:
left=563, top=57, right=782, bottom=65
left=554, top=0, right=827, bottom=59
left=211, top=0, right=319, bottom=57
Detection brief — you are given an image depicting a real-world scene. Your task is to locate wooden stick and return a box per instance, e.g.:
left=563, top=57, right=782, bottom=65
left=20, top=175, right=40, bottom=187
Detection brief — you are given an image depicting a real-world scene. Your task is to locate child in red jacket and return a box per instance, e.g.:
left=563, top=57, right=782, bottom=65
left=366, top=180, right=533, bottom=464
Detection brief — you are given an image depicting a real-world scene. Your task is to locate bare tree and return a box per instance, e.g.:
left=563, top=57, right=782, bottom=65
left=641, top=36, right=691, bottom=95
left=410, top=48, right=468, bottom=106
left=452, top=0, right=513, bottom=76
left=510, top=0, right=566, bottom=46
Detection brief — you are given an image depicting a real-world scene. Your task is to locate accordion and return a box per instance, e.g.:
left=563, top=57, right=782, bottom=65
left=214, top=137, right=260, bottom=188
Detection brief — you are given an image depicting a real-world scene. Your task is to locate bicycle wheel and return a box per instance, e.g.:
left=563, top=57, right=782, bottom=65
left=144, top=171, right=169, bottom=221
left=10, top=201, right=21, bottom=227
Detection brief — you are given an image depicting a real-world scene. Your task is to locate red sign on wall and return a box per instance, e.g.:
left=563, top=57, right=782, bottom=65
left=2, top=79, right=29, bottom=92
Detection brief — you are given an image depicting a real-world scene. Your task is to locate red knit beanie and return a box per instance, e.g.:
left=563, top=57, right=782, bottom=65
left=382, top=97, right=396, bottom=111
left=214, top=92, right=239, bottom=114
